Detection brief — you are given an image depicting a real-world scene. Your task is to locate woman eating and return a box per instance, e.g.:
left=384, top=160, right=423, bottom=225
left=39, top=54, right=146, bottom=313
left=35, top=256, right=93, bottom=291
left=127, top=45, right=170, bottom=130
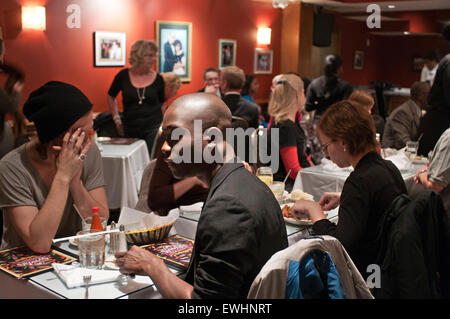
left=291, top=100, right=407, bottom=277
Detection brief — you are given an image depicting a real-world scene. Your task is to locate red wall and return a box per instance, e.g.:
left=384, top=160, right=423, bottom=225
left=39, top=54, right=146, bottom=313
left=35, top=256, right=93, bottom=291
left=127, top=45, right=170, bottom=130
left=0, top=0, right=282, bottom=113
left=336, top=10, right=450, bottom=88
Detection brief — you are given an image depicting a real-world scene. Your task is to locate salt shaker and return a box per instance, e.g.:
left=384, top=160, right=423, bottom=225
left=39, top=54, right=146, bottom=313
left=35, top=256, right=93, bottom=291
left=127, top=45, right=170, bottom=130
left=109, top=221, right=117, bottom=254
left=118, top=224, right=128, bottom=253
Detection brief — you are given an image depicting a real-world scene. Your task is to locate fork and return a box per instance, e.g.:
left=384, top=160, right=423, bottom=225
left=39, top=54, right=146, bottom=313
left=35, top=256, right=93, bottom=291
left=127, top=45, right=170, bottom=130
left=83, top=275, right=92, bottom=299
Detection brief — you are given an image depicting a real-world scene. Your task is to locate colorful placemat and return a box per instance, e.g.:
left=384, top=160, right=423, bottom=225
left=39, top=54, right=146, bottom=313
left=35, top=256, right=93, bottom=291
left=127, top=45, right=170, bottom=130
left=0, top=246, right=76, bottom=279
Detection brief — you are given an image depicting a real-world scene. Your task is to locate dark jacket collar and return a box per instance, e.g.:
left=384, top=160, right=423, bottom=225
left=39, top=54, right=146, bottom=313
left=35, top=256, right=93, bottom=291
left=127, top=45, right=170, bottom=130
left=206, top=162, right=244, bottom=202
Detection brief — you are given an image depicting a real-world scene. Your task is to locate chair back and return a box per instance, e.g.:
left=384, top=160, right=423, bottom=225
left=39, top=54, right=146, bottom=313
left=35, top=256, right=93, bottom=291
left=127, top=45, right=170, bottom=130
left=135, top=159, right=157, bottom=213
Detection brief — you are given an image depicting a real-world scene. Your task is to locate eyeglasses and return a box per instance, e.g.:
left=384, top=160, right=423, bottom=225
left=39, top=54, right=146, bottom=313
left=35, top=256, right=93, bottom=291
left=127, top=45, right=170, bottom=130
left=320, top=140, right=336, bottom=152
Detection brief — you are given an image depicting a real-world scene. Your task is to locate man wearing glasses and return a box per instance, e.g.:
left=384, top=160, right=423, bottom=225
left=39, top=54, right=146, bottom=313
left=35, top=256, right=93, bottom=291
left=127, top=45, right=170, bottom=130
left=197, top=68, right=223, bottom=98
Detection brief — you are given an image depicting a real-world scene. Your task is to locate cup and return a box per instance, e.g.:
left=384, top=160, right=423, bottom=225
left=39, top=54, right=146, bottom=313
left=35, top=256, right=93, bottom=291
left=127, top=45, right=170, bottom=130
left=269, top=181, right=285, bottom=204
left=256, top=167, right=273, bottom=186
left=77, top=230, right=105, bottom=269
left=82, top=217, right=107, bottom=231
left=406, top=141, right=419, bottom=159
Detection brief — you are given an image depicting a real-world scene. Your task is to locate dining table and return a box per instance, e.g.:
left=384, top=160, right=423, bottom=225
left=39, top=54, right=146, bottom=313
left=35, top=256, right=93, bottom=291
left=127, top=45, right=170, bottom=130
left=0, top=204, right=336, bottom=299
left=98, top=139, right=150, bottom=210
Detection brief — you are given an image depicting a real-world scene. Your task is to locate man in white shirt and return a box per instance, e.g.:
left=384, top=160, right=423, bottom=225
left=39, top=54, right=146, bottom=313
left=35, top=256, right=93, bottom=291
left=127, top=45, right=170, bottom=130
left=420, top=52, right=439, bottom=86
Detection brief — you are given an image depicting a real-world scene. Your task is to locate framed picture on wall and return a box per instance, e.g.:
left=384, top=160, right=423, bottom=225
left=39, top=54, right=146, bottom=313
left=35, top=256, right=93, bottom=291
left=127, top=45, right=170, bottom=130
left=94, top=31, right=126, bottom=67
left=412, top=56, right=425, bottom=72
left=353, top=50, right=364, bottom=70
left=254, top=48, right=273, bottom=74
left=156, top=21, right=192, bottom=82
left=219, top=39, right=236, bottom=69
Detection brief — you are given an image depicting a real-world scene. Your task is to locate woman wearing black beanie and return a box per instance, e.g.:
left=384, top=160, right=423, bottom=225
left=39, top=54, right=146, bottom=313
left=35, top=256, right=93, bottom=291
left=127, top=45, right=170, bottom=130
left=0, top=81, right=109, bottom=253
left=418, top=23, right=450, bottom=156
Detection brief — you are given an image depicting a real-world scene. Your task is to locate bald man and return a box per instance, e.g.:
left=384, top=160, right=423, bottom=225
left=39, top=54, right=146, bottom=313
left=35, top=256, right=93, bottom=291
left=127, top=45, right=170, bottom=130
left=116, top=93, right=288, bottom=299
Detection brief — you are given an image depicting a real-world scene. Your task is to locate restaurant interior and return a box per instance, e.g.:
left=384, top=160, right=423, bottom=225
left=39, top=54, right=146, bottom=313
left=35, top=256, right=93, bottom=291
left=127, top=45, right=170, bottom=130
left=0, top=0, right=450, bottom=302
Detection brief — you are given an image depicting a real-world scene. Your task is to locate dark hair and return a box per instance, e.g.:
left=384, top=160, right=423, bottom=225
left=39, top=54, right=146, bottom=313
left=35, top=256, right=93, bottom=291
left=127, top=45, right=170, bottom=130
left=443, top=23, right=450, bottom=42
left=173, top=39, right=182, bottom=49
left=324, top=54, right=343, bottom=77
left=410, top=81, right=429, bottom=101
left=424, top=51, right=439, bottom=62
left=317, top=100, right=377, bottom=156
left=203, top=68, right=219, bottom=80
left=241, top=75, right=255, bottom=96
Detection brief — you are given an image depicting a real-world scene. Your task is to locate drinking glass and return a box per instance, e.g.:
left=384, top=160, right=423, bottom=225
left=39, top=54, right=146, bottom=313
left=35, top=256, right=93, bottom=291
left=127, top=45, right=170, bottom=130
left=256, top=167, right=273, bottom=186
left=406, top=141, right=419, bottom=159
left=77, top=230, right=105, bottom=269
left=270, top=181, right=285, bottom=205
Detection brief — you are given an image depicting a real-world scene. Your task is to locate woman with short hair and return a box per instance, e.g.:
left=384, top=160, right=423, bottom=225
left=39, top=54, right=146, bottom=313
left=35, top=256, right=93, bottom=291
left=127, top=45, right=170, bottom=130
left=291, top=100, right=407, bottom=277
left=107, top=39, right=165, bottom=154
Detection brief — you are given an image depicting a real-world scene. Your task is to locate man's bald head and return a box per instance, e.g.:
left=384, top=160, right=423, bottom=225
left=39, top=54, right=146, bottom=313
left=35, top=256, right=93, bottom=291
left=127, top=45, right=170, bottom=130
left=167, top=93, right=232, bottom=134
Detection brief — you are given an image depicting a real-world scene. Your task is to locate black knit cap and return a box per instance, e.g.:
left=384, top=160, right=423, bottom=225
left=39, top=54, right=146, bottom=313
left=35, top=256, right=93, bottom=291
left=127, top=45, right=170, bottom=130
left=23, top=81, right=93, bottom=143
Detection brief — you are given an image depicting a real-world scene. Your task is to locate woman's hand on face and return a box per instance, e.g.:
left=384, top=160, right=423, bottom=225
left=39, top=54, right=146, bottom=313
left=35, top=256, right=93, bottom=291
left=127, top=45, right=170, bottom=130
left=53, top=129, right=90, bottom=181
left=318, top=192, right=341, bottom=211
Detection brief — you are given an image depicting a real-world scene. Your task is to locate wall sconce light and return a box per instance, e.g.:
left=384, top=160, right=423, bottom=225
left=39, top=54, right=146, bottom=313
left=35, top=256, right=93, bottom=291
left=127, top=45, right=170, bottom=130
left=22, top=6, right=46, bottom=30
left=257, top=27, right=271, bottom=45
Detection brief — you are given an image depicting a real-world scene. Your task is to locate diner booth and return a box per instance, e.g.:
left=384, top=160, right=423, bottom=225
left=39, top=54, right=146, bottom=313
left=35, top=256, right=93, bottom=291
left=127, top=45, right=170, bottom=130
left=0, top=0, right=449, bottom=303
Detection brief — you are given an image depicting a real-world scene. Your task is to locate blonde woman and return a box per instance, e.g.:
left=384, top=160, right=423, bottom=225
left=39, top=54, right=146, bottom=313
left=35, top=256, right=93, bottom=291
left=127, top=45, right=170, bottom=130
left=107, top=40, right=165, bottom=154
left=268, top=74, right=312, bottom=191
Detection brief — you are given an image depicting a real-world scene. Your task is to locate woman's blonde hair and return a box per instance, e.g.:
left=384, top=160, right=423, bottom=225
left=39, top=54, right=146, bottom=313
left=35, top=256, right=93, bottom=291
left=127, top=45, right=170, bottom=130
left=268, top=74, right=304, bottom=123
left=129, top=40, right=158, bottom=66
left=162, top=72, right=182, bottom=91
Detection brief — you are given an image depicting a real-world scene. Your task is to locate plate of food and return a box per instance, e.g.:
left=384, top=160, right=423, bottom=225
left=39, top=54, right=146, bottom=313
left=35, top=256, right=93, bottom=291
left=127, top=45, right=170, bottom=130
left=410, top=155, right=428, bottom=165
left=281, top=203, right=312, bottom=226
left=286, top=189, right=314, bottom=202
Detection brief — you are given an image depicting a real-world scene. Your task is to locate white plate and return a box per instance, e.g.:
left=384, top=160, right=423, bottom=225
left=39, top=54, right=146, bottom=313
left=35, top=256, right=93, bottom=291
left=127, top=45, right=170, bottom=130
left=280, top=203, right=327, bottom=226
left=97, top=137, right=111, bottom=143
left=411, top=156, right=428, bottom=165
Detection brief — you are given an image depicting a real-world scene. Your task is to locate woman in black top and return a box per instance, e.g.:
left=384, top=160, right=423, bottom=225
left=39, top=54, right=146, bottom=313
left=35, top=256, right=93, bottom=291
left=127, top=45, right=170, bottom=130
left=267, top=74, right=311, bottom=191
left=291, top=101, right=407, bottom=278
left=107, top=40, right=165, bottom=154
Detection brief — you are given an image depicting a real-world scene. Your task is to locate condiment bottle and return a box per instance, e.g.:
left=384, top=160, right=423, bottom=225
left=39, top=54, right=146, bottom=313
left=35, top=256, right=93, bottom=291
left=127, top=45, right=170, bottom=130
left=90, top=206, right=104, bottom=232
left=118, top=225, right=128, bottom=253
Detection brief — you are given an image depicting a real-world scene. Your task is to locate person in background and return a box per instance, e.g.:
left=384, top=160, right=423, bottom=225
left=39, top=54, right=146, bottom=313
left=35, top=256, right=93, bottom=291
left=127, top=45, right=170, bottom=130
left=290, top=101, right=407, bottom=278
left=116, top=93, right=288, bottom=298
left=107, top=40, right=165, bottom=155
left=382, top=81, right=430, bottom=150
left=349, top=89, right=385, bottom=137
left=220, top=66, right=259, bottom=129
left=197, top=68, right=223, bottom=98
left=305, top=54, right=353, bottom=121
left=267, top=74, right=312, bottom=192
left=241, top=75, right=259, bottom=103
left=418, top=23, right=450, bottom=156
left=0, top=81, right=108, bottom=252
left=415, top=127, right=450, bottom=219
left=420, top=51, right=439, bottom=86
left=161, top=72, right=182, bottom=114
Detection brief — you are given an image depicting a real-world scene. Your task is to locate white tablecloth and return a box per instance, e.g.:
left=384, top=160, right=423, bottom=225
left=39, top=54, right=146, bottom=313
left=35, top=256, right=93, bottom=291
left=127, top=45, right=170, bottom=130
left=99, top=140, right=150, bottom=209
left=293, top=163, right=423, bottom=201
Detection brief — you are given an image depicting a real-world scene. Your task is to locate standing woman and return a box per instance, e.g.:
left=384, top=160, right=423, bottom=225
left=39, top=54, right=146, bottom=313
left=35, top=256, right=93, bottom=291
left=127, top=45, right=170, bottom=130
left=107, top=40, right=165, bottom=154
left=268, top=74, right=311, bottom=192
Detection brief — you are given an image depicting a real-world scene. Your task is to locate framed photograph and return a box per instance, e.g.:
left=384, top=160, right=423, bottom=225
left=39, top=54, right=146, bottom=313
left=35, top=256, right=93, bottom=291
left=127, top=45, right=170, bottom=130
left=156, top=21, right=192, bottom=82
left=353, top=50, right=364, bottom=70
left=254, top=49, right=273, bottom=74
left=94, top=31, right=126, bottom=67
left=219, top=39, right=236, bottom=69
left=412, top=56, right=425, bottom=72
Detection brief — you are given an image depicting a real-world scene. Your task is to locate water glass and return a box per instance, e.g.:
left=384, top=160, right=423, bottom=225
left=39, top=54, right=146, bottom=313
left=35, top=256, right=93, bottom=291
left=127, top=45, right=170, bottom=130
left=256, top=167, right=273, bottom=186
left=406, top=141, right=419, bottom=159
left=270, top=181, right=285, bottom=204
left=77, top=230, right=105, bottom=269
left=82, top=217, right=107, bottom=231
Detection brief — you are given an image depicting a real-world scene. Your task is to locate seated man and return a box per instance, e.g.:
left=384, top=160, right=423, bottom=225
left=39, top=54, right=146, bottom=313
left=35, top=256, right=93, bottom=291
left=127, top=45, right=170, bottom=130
left=220, top=66, right=259, bottom=129
left=382, top=81, right=430, bottom=149
left=116, top=93, right=288, bottom=299
left=197, top=67, right=223, bottom=98
left=415, top=127, right=450, bottom=219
